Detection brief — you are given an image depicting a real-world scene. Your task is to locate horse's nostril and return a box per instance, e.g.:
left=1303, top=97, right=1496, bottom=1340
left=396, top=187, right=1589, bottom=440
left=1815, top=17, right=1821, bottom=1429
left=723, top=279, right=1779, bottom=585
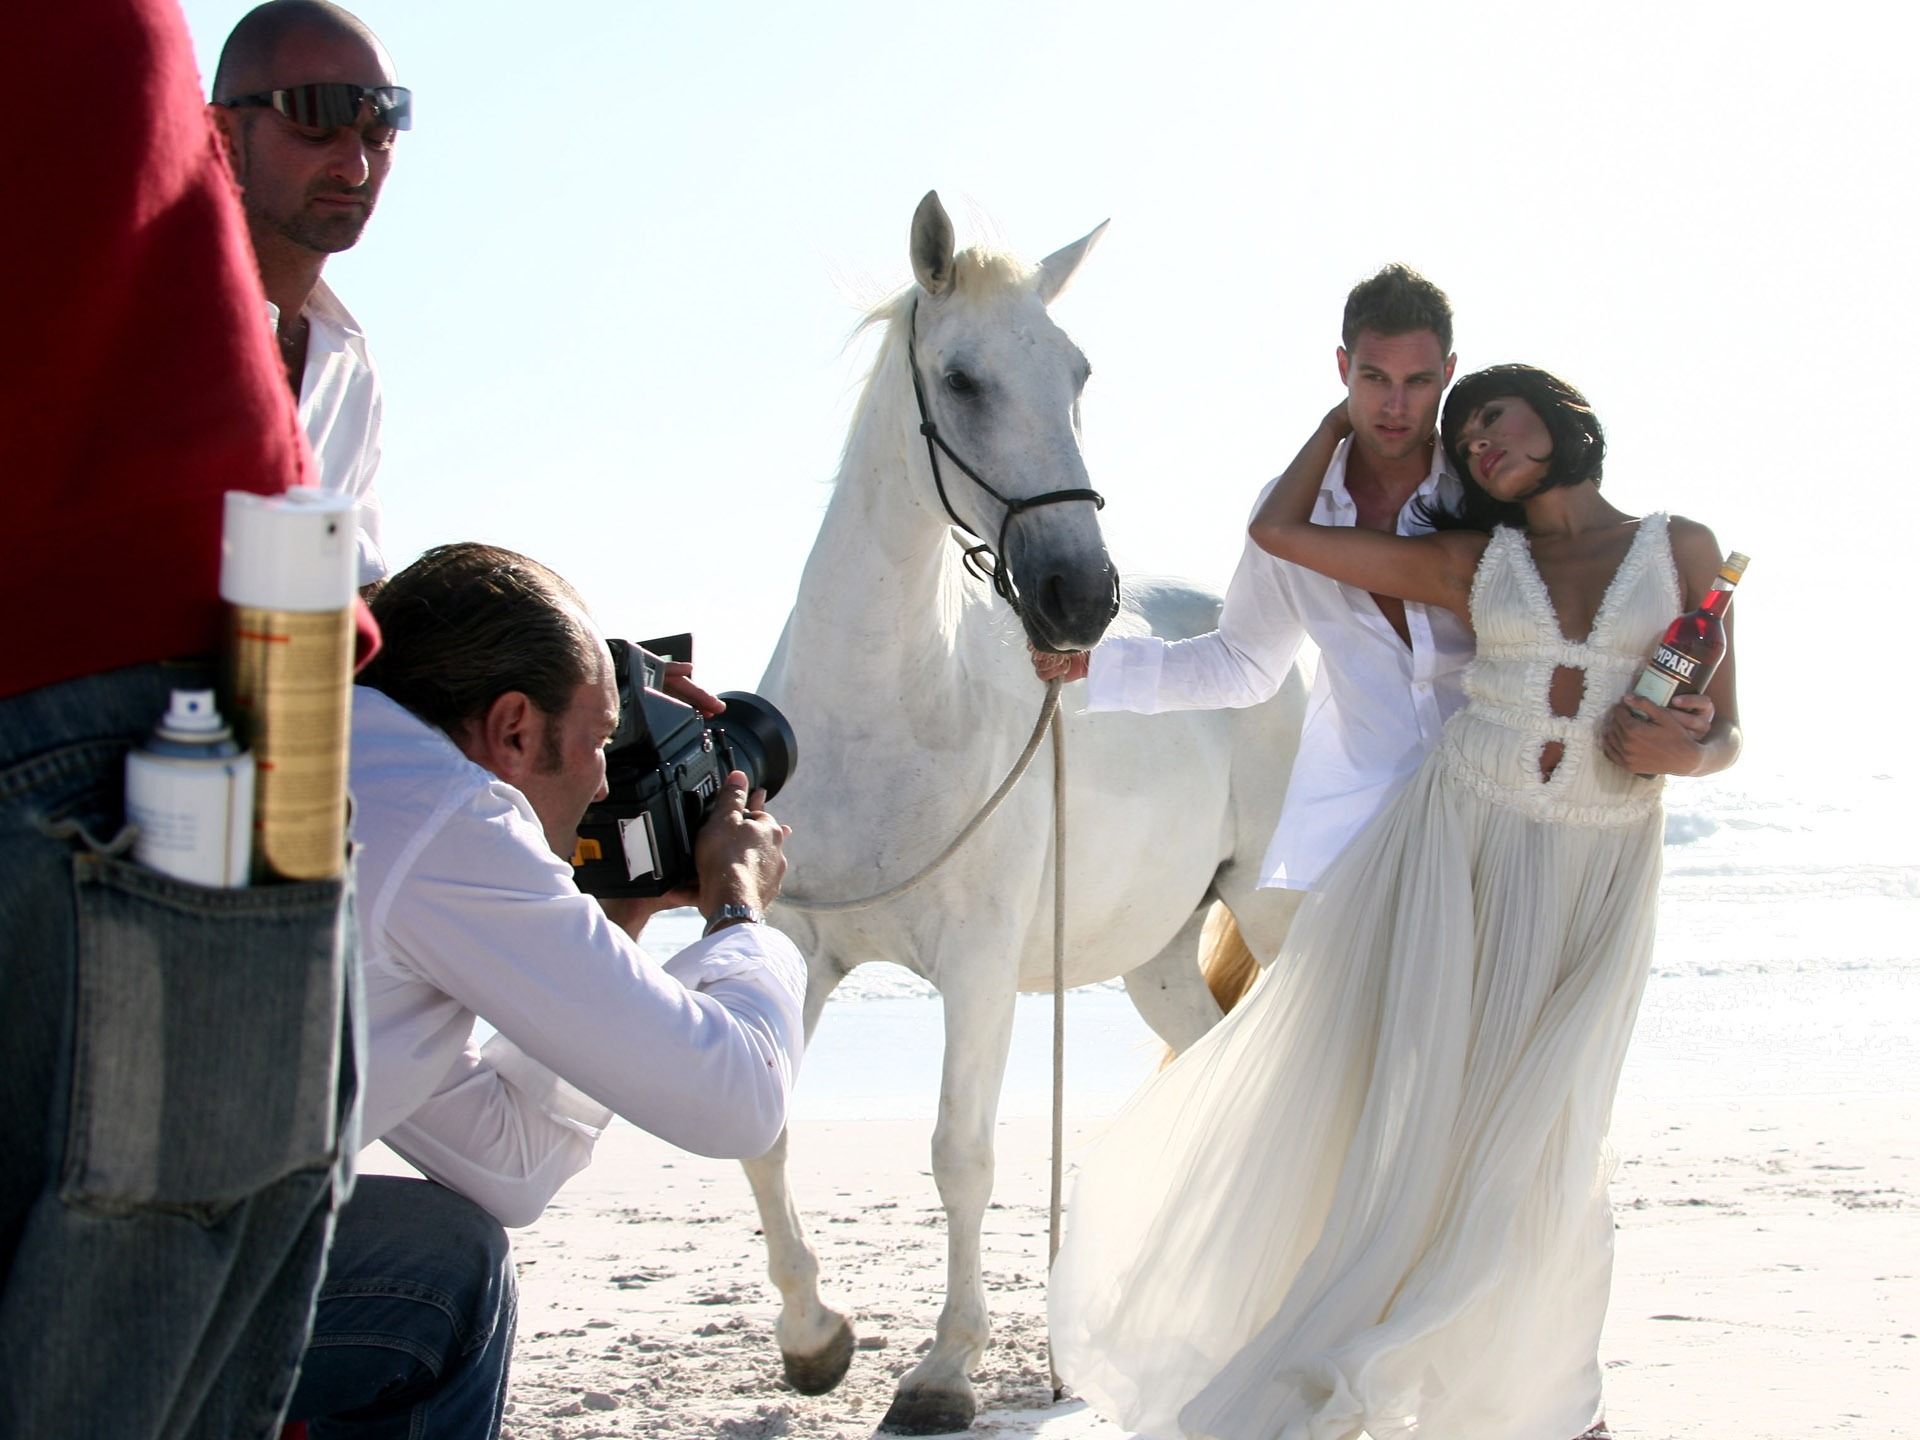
left=1041, top=572, right=1067, bottom=617
left=1040, top=571, right=1087, bottom=621
left=1031, top=564, right=1121, bottom=647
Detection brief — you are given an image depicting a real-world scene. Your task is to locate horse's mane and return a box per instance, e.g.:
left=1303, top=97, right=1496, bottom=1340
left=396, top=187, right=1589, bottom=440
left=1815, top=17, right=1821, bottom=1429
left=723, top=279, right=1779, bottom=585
left=857, top=246, right=1034, bottom=333
left=836, top=247, right=1037, bottom=478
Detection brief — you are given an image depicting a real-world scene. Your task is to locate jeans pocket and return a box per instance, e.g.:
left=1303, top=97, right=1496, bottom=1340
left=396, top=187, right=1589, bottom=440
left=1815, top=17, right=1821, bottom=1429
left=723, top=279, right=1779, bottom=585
left=62, top=854, right=350, bottom=1223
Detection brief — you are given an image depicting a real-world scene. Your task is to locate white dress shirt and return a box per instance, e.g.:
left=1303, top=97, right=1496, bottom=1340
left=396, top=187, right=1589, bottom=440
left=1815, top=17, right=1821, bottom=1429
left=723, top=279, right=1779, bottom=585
left=348, top=686, right=808, bottom=1227
left=268, top=280, right=387, bottom=586
left=1086, top=438, right=1473, bottom=890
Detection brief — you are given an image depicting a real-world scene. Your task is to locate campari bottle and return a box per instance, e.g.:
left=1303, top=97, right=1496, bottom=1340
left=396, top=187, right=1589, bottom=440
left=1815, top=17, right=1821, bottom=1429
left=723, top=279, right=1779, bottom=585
left=1632, top=550, right=1749, bottom=706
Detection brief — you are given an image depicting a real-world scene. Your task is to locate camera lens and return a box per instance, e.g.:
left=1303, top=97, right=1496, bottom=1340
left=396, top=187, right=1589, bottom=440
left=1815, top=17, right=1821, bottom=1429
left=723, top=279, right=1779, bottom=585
left=711, top=692, right=797, bottom=800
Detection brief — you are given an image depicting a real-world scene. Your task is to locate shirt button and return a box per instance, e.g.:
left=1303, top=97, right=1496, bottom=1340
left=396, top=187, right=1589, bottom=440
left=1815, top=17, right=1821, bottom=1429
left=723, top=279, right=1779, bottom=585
left=1415, top=682, right=1430, bottom=693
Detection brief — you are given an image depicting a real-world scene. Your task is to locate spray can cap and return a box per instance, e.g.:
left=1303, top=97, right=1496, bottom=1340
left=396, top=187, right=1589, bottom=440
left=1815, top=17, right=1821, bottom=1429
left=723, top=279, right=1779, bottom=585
left=155, top=689, right=235, bottom=745
left=221, top=489, right=358, bottom=612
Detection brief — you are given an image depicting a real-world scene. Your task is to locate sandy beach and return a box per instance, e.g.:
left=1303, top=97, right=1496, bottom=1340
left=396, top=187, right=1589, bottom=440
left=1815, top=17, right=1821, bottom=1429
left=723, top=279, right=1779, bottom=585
left=348, top=768, right=1920, bottom=1440
left=365, top=1086, right=1917, bottom=1440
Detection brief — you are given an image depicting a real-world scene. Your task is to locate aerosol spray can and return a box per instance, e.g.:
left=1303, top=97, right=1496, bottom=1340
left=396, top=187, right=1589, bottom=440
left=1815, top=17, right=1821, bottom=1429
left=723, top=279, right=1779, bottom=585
left=125, top=689, right=255, bottom=887
left=221, top=489, right=358, bottom=881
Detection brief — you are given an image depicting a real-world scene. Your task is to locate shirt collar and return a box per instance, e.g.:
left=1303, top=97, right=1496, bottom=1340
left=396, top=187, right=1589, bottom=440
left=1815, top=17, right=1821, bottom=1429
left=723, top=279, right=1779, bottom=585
left=1415, top=439, right=1457, bottom=499
left=1323, top=434, right=1457, bottom=514
left=304, top=278, right=364, bottom=339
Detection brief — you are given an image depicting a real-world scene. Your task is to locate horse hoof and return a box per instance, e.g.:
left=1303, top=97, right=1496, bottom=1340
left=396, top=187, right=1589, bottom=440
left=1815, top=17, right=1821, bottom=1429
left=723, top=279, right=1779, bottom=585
left=879, top=1386, right=976, bottom=1435
left=781, top=1318, right=855, bottom=1396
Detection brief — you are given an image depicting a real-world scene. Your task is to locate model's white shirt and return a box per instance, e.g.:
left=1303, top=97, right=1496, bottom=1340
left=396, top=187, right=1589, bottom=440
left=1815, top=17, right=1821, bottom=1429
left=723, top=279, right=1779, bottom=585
left=267, top=279, right=386, bottom=585
left=348, top=686, right=808, bottom=1227
left=1086, top=438, right=1472, bottom=890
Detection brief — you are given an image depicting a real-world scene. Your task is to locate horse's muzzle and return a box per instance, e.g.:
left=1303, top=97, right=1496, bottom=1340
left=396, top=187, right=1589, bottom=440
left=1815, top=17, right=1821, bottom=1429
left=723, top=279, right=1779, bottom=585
left=1022, top=561, right=1121, bottom=654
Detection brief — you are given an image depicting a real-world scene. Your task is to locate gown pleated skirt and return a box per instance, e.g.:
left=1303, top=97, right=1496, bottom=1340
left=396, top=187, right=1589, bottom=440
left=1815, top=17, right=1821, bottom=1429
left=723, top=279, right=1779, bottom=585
left=1049, top=519, right=1679, bottom=1440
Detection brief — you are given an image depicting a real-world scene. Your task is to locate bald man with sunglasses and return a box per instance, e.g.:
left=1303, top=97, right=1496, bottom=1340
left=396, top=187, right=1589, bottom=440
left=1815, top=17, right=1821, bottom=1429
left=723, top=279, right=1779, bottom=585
left=210, top=0, right=407, bottom=589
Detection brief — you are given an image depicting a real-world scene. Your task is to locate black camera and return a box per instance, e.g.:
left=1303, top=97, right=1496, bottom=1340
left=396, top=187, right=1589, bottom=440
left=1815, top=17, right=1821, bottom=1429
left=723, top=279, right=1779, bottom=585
left=571, top=635, right=797, bottom=898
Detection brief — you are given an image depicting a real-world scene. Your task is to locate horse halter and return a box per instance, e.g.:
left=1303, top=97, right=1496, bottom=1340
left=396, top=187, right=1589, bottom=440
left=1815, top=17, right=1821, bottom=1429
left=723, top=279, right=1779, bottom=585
left=906, top=297, right=1105, bottom=618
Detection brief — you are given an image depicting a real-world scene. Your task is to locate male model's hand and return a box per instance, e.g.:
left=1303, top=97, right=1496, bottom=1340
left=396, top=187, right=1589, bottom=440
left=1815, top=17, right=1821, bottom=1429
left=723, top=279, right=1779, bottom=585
left=1028, top=642, right=1089, bottom=684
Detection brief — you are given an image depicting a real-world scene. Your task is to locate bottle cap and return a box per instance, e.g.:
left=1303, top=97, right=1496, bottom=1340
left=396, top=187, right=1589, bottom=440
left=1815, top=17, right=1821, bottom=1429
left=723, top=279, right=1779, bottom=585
left=221, top=489, right=358, bottom=613
left=1718, top=552, right=1750, bottom=582
left=155, top=689, right=235, bottom=745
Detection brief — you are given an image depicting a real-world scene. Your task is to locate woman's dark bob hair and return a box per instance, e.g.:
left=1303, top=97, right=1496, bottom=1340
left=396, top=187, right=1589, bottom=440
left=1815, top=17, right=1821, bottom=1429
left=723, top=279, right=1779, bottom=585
left=1422, top=364, right=1607, bottom=532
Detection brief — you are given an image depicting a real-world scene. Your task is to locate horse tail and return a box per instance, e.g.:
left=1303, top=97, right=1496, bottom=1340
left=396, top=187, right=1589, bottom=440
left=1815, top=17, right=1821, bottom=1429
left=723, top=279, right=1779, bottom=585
left=1199, top=902, right=1260, bottom=1016
left=1159, top=902, right=1261, bottom=1069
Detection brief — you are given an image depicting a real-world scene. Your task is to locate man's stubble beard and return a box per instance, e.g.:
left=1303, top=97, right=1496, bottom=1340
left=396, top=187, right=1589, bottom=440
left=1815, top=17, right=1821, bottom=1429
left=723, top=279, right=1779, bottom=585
left=261, top=192, right=372, bottom=255
left=236, top=125, right=373, bottom=256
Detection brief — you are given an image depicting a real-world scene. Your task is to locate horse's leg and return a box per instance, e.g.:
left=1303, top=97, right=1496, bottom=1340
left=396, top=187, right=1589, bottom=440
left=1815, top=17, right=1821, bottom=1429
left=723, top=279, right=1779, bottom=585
left=880, top=964, right=1018, bottom=1435
left=741, top=960, right=857, bottom=1395
left=1121, top=903, right=1225, bottom=1054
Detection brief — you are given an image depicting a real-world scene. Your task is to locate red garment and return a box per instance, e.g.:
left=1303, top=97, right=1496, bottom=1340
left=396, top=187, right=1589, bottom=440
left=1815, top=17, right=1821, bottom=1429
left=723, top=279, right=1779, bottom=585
left=4, top=0, right=315, bottom=699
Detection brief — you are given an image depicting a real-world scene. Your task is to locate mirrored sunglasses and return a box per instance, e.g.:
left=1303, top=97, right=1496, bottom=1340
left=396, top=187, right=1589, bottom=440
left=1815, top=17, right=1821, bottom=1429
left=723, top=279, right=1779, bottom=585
left=221, top=82, right=413, bottom=133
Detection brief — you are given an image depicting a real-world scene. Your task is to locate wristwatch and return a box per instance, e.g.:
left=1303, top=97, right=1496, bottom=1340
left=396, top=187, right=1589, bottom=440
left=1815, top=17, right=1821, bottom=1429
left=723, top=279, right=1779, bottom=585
left=703, top=902, right=764, bottom=936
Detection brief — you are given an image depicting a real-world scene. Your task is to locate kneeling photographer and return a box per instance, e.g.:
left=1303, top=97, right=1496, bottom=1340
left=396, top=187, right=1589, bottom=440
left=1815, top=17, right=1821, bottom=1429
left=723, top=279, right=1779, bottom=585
left=285, top=541, right=805, bottom=1439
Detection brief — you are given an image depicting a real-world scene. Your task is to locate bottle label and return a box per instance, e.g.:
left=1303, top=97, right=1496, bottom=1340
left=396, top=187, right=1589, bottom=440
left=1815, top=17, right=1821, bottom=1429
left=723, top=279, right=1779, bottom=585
left=227, top=605, right=353, bottom=882
left=126, top=749, right=255, bottom=888
left=1651, top=644, right=1699, bottom=685
left=1632, top=670, right=1680, bottom=706
left=1632, top=643, right=1701, bottom=708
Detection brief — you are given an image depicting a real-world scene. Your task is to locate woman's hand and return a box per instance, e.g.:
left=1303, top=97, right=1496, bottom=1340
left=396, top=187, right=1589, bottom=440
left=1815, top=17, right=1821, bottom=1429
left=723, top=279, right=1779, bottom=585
left=1315, top=400, right=1354, bottom=443
left=1247, top=397, right=1483, bottom=624
left=1668, top=693, right=1715, bottom=741
left=1603, top=693, right=1713, bottom=776
left=1250, top=404, right=1353, bottom=537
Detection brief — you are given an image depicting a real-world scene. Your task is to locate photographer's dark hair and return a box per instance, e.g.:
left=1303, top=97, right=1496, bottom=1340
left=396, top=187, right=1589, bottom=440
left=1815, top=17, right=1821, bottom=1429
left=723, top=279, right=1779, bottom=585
left=1422, top=363, right=1608, bottom=533
left=360, top=542, right=601, bottom=738
left=1342, top=263, right=1453, bottom=358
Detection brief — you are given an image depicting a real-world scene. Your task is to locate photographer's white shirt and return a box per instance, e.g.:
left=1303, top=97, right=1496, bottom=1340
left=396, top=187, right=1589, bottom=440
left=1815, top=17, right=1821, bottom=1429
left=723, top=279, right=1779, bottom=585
left=1085, top=438, right=1472, bottom=890
left=348, top=685, right=807, bottom=1227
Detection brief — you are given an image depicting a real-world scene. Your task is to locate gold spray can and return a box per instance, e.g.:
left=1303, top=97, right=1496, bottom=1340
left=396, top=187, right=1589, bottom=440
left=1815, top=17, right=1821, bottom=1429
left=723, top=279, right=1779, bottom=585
left=220, top=490, right=358, bottom=881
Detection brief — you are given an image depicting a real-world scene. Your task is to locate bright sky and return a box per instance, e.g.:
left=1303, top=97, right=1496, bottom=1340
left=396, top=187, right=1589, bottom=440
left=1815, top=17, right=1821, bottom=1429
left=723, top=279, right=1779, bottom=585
left=180, top=0, right=1918, bottom=781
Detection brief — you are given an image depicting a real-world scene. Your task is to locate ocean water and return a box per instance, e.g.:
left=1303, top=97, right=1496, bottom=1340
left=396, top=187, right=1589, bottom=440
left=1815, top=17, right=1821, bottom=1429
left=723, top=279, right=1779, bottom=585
left=641, top=764, right=1920, bottom=1121
left=1628, top=764, right=1919, bottom=1103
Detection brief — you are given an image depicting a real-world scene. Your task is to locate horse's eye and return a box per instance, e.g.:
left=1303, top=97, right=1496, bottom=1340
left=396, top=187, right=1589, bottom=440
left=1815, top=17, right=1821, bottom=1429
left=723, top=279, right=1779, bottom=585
left=944, top=370, right=977, bottom=397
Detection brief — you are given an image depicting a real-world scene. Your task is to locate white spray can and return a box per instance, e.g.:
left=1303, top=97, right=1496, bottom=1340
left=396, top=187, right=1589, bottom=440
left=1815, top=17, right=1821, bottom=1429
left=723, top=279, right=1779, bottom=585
left=124, top=689, right=255, bottom=887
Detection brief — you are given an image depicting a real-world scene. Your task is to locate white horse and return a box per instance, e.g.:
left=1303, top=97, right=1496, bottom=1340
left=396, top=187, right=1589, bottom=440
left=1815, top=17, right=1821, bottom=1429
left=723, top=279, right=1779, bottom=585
left=745, top=192, right=1307, bottom=1434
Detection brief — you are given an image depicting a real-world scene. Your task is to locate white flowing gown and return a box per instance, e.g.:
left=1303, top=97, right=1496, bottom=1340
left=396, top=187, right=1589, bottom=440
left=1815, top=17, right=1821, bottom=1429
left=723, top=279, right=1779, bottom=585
left=1049, top=516, right=1682, bottom=1440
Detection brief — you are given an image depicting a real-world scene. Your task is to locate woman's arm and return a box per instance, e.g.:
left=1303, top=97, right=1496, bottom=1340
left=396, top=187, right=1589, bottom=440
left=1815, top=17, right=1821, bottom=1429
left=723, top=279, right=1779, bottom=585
left=1248, top=404, right=1485, bottom=624
left=1601, top=516, right=1743, bottom=777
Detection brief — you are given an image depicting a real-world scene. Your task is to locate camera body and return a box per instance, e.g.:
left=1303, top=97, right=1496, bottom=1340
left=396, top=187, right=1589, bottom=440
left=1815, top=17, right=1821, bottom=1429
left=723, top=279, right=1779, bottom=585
left=570, top=637, right=797, bottom=899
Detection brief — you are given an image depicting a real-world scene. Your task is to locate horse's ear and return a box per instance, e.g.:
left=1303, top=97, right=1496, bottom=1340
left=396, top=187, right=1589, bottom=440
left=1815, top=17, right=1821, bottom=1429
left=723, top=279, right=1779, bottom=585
left=1035, top=220, right=1109, bottom=306
left=910, top=190, right=956, bottom=297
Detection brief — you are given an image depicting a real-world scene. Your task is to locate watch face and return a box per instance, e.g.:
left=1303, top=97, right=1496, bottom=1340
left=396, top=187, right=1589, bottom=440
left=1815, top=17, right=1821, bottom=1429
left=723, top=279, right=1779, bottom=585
left=705, top=903, right=763, bottom=934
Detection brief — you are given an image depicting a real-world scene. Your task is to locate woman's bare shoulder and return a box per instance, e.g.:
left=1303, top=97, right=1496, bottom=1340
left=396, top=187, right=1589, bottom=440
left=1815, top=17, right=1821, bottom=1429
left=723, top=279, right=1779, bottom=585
left=1663, top=514, right=1729, bottom=605
left=1664, top=514, right=1725, bottom=564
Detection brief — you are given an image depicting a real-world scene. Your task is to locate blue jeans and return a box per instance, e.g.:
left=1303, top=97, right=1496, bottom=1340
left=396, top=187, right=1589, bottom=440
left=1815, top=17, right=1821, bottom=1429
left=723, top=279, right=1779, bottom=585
left=289, top=1176, right=516, bottom=1440
left=0, top=661, right=360, bottom=1440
